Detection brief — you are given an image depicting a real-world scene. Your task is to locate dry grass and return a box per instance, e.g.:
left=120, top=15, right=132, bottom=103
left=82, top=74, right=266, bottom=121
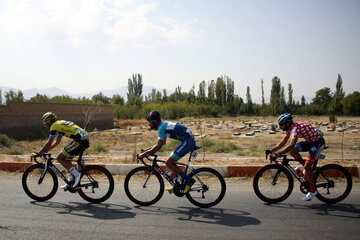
left=0, top=115, right=359, bottom=166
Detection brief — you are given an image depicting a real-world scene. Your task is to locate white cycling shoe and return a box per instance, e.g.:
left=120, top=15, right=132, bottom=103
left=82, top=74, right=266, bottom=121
left=72, top=174, right=81, bottom=188
left=61, top=174, right=81, bottom=190
left=302, top=191, right=318, bottom=201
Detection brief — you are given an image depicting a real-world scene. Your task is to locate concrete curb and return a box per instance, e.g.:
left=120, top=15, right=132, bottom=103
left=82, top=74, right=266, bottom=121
left=1, top=162, right=359, bottom=177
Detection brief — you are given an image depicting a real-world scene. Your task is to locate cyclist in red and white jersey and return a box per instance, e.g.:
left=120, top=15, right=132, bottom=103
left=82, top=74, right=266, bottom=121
left=267, top=113, right=326, bottom=201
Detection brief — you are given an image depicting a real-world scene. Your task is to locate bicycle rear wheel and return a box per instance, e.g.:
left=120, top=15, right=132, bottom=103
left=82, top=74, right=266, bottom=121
left=186, top=167, right=226, bottom=208
left=253, top=164, right=294, bottom=204
left=315, top=164, right=352, bottom=204
left=124, top=166, right=164, bottom=206
left=22, top=164, right=58, bottom=201
left=77, top=165, right=114, bottom=203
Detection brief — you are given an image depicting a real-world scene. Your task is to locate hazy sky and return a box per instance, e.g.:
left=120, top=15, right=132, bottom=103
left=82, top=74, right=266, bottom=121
left=0, top=0, right=359, bottom=102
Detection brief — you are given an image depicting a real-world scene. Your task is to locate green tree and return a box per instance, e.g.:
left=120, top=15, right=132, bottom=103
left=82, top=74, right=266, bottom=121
left=187, top=85, right=196, bottom=104
left=261, top=79, right=265, bottom=106
left=207, top=80, right=215, bottom=104
left=343, top=91, right=360, bottom=115
left=92, top=92, right=110, bottom=104
left=29, top=93, right=50, bottom=103
left=312, top=87, right=332, bottom=114
left=215, top=77, right=226, bottom=107
left=5, top=89, right=24, bottom=104
left=162, top=89, right=168, bottom=103
left=270, top=76, right=281, bottom=115
left=330, top=74, right=345, bottom=114
left=111, top=94, right=125, bottom=105
left=225, top=75, right=234, bottom=103
left=287, top=83, right=294, bottom=106
left=127, top=73, right=143, bottom=105
left=246, top=86, right=254, bottom=115
left=280, top=86, right=286, bottom=112
left=197, top=80, right=206, bottom=104
left=169, top=86, right=185, bottom=102
left=234, top=95, right=244, bottom=115
left=260, top=79, right=267, bottom=117
left=301, top=95, right=306, bottom=106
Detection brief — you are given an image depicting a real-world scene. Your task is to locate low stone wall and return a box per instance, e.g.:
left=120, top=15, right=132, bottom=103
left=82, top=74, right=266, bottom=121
left=0, top=102, right=114, bottom=140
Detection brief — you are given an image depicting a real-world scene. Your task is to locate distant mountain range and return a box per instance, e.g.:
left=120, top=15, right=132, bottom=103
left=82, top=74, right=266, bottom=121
left=0, top=85, right=172, bottom=101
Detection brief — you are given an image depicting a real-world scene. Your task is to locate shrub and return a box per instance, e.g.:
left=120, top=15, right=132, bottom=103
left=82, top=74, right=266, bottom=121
left=3, top=146, right=23, bottom=155
left=90, top=143, right=109, bottom=153
left=0, top=134, right=12, bottom=146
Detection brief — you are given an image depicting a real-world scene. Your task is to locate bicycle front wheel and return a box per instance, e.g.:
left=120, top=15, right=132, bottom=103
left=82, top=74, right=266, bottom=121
left=22, top=164, right=58, bottom=201
left=186, top=167, right=226, bottom=208
left=315, top=164, right=352, bottom=204
left=253, top=164, right=294, bottom=204
left=77, top=165, right=114, bottom=203
left=124, top=166, right=164, bottom=206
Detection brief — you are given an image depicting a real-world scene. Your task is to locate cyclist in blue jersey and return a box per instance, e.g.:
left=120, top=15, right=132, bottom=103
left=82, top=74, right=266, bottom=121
left=137, top=111, right=196, bottom=194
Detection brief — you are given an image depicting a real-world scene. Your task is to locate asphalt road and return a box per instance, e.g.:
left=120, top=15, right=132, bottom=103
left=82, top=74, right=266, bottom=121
left=0, top=173, right=359, bottom=240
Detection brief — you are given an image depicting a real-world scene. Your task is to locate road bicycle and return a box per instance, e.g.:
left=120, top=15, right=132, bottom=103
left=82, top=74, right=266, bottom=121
left=22, top=151, right=114, bottom=203
left=124, top=146, right=226, bottom=208
left=253, top=148, right=352, bottom=204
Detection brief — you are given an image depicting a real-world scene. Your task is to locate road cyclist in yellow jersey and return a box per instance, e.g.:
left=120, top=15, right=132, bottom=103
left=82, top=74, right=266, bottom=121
left=30, top=112, right=89, bottom=189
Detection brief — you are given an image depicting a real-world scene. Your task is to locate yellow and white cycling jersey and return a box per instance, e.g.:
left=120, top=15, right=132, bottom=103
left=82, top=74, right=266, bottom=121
left=49, top=120, right=88, bottom=140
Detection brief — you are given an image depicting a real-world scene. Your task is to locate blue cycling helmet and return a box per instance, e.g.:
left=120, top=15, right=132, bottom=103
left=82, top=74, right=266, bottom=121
left=277, top=113, right=293, bottom=125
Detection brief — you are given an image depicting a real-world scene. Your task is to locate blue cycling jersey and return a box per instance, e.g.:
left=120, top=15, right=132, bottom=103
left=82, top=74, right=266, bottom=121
left=158, top=121, right=194, bottom=141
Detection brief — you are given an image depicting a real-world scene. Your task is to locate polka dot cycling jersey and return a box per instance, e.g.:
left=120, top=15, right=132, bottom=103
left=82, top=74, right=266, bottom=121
left=285, top=122, right=322, bottom=142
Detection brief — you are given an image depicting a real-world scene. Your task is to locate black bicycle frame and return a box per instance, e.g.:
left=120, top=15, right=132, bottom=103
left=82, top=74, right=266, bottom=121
left=144, top=148, right=198, bottom=187
left=38, top=151, right=84, bottom=186
left=38, top=157, right=70, bottom=185
left=275, top=156, right=321, bottom=185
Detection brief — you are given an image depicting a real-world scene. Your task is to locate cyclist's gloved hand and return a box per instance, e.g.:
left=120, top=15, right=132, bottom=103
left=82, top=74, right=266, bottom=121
left=265, top=150, right=272, bottom=158
left=30, top=152, right=39, bottom=158
left=269, top=153, right=278, bottom=161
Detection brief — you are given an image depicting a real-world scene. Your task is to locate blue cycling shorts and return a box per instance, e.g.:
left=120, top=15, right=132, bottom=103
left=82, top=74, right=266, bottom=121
left=170, top=137, right=196, bottom=161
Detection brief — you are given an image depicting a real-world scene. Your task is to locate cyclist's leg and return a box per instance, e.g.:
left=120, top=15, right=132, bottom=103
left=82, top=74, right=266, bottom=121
left=165, top=138, right=196, bottom=193
left=302, top=139, right=325, bottom=200
left=289, top=145, right=304, bottom=162
left=58, top=141, right=82, bottom=187
left=293, top=141, right=311, bottom=166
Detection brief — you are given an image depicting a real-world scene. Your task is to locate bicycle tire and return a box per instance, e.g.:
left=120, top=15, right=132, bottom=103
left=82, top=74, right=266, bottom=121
left=22, top=164, right=58, bottom=201
left=77, top=165, right=114, bottom=203
left=186, top=167, right=226, bottom=208
left=253, top=164, right=294, bottom=204
left=124, top=166, right=164, bottom=206
left=315, top=164, right=352, bottom=204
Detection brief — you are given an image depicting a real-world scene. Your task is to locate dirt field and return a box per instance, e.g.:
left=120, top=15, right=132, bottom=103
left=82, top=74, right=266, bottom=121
left=1, top=116, right=359, bottom=166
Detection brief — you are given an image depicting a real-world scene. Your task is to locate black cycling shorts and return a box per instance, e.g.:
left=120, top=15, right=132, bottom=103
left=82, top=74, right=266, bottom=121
left=62, top=139, right=89, bottom=157
left=295, top=138, right=326, bottom=160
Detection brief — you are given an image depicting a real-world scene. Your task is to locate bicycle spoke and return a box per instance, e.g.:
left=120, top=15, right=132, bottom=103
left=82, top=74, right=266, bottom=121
left=186, top=168, right=226, bottom=208
left=77, top=165, right=114, bottom=203
left=253, top=164, right=293, bottom=204
left=124, top=167, right=164, bottom=206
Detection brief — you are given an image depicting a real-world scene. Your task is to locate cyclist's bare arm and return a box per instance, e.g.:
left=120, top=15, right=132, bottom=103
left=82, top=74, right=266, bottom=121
left=138, top=139, right=166, bottom=160
left=270, top=134, right=290, bottom=153
left=276, top=136, right=298, bottom=155
left=38, top=136, right=62, bottom=154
